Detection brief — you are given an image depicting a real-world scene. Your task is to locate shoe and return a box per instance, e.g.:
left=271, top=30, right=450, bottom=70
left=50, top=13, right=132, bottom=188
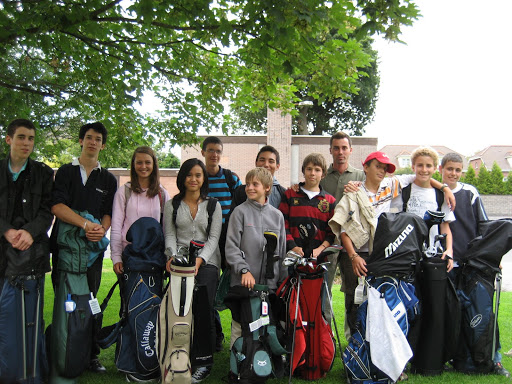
left=191, top=366, right=211, bottom=383
left=89, top=358, right=106, bottom=373
left=505, top=349, right=512, bottom=357
left=216, top=332, right=225, bottom=352
left=494, top=362, right=510, bottom=378
left=397, top=372, right=408, bottom=381
left=227, top=371, right=239, bottom=384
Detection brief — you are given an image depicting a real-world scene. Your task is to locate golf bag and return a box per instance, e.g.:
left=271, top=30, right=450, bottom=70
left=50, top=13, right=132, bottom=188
left=99, top=217, right=166, bottom=381
left=225, top=284, right=287, bottom=384
left=0, top=276, right=48, bottom=384
left=157, top=240, right=211, bottom=384
left=343, top=276, right=418, bottom=384
left=453, top=219, right=512, bottom=373
left=277, top=261, right=336, bottom=380
left=365, top=212, right=428, bottom=279
left=49, top=212, right=109, bottom=379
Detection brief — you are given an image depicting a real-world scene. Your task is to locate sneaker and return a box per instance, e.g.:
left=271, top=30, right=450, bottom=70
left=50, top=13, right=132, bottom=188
left=505, top=349, right=512, bottom=357
left=216, top=332, right=225, bottom=352
left=89, top=358, right=106, bottom=373
left=494, top=362, right=510, bottom=378
left=191, top=366, right=211, bottom=383
left=397, top=372, right=408, bottom=381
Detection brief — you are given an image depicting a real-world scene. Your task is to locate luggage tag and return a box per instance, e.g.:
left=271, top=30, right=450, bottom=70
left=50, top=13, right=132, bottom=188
left=65, top=294, right=76, bottom=313
left=89, top=292, right=101, bottom=315
left=261, top=301, right=270, bottom=326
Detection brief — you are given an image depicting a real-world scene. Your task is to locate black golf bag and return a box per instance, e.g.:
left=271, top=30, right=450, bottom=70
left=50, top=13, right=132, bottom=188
left=453, top=219, right=512, bottom=373
left=98, top=217, right=166, bottom=381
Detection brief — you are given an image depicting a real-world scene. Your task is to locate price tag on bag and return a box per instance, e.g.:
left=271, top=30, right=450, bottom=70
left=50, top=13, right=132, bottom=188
left=65, top=294, right=76, bottom=313
left=89, top=292, right=101, bottom=315
left=261, top=301, right=268, bottom=316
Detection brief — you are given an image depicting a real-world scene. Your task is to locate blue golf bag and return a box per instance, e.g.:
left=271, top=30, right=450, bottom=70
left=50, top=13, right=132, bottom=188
left=99, top=217, right=166, bottom=381
left=0, top=276, right=48, bottom=384
left=343, top=276, right=419, bottom=384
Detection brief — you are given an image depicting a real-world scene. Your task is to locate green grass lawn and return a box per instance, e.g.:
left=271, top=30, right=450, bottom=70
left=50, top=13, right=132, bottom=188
left=43, top=259, right=512, bottom=383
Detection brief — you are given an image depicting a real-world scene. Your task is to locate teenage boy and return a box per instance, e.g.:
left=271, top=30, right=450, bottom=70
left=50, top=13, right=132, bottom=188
left=404, top=147, right=454, bottom=272
left=51, top=122, right=117, bottom=373
left=439, top=153, right=509, bottom=377
left=233, top=145, right=286, bottom=209
left=279, top=153, right=335, bottom=258
left=225, top=167, right=286, bottom=345
left=0, top=119, right=54, bottom=382
left=200, top=136, right=242, bottom=351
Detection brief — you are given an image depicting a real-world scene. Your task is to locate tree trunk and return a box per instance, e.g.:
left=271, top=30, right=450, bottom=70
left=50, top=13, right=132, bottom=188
left=297, top=106, right=309, bottom=135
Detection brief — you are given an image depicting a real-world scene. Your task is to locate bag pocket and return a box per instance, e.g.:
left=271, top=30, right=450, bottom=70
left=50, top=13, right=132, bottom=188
left=171, top=323, right=191, bottom=347
left=64, top=293, right=92, bottom=378
left=162, top=349, right=191, bottom=383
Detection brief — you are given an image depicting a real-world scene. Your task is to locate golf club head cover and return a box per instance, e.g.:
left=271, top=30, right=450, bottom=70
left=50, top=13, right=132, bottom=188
left=264, top=231, right=279, bottom=279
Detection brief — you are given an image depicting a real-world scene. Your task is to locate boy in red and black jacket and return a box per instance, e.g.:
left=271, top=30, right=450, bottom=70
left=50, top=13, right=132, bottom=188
left=279, top=153, right=335, bottom=258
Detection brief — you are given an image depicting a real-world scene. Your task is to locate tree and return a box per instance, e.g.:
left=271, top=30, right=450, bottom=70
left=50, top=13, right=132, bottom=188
left=157, top=151, right=180, bottom=168
left=0, top=0, right=419, bottom=162
left=395, top=166, right=413, bottom=175
left=431, top=171, right=442, bottom=182
left=231, top=37, right=380, bottom=136
left=489, top=162, right=505, bottom=195
left=462, top=165, right=477, bottom=186
left=505, top=174, right=512, bottom=194
left=476, top=166, right=492, bottom=194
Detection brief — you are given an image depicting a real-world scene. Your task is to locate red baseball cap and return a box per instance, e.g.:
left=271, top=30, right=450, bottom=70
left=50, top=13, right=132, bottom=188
left=362, top=151, right=396, bottom=173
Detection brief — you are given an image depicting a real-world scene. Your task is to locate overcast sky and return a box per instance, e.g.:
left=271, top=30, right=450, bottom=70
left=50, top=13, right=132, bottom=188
left=365, top=0, right=512, bottom=156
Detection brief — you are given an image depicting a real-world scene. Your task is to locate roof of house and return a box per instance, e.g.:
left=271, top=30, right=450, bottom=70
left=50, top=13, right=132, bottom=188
left=468, top=145, right=512, bottom=171
left=378, top=145, right=466, bottom=168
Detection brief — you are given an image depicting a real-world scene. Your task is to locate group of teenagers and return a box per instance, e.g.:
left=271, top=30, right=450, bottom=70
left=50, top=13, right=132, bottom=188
left=0, top=118, right=510, bottom=383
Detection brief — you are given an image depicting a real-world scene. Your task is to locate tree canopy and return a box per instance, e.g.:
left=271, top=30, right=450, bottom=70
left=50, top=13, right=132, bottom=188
left=0, top=0, right=419, bottom=164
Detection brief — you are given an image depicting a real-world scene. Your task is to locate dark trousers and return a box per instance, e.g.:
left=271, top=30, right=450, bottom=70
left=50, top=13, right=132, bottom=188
left=340, top=251, right=368, bottom=336
left=195, top=264, right=219, bottom=355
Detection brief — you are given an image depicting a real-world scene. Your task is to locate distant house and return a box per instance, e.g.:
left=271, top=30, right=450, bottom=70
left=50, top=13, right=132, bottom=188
left=378, top=145, right=466, bottom=172
left=468, top=146, right=512, bottom=178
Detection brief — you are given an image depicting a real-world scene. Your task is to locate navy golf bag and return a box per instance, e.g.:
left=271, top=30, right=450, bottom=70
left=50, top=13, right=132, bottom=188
left=453, top=219, right=512, bottom=373
left=99, top=217, right=166, bottom=381
left=0, top=276, right=48, bottom=384
left=343, top=276, right=419, bottom=384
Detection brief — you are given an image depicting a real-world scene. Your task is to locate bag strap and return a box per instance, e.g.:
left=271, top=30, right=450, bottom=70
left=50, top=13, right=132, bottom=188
left=223, top=168, right=236, bottom=196
left=100, top=280, right=119, bottom=312
left=206, top=197, right=217, bottom=236
left=403, top=184, right=444, bottom=211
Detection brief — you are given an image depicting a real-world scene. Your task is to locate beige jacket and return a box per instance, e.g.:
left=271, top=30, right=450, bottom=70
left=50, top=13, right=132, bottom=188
left=329, top=189, right=377, bottom=253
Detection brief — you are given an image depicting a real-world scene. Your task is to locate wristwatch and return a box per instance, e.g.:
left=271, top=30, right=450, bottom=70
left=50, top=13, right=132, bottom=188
left=440, top=183, right=449, bottom=192
left=240, top=268, right=249, bottom=275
